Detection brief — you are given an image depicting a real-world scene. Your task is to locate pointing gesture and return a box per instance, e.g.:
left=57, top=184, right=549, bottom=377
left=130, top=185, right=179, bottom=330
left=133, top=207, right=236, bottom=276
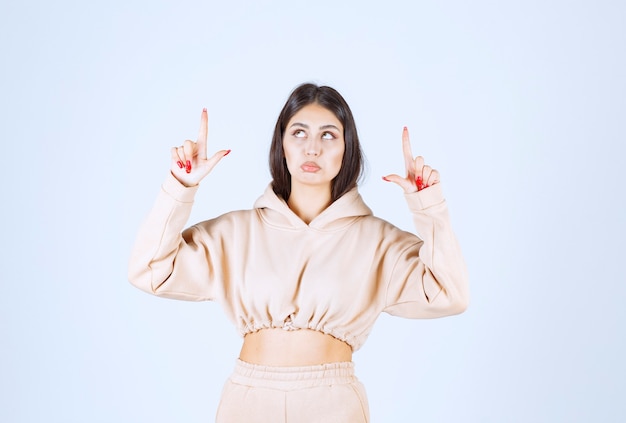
left=170, top=108, right=231, bottom=187
left=383, top=127, right=440, bottom=193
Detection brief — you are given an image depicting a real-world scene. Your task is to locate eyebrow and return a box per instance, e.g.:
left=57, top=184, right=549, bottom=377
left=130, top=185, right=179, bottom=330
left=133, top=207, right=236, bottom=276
left=289, top=122, right=341, bottom=131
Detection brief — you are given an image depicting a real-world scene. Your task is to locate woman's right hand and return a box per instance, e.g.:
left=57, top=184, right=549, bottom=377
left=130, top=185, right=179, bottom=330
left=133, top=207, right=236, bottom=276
left=170, top=108, right=231, bottom=187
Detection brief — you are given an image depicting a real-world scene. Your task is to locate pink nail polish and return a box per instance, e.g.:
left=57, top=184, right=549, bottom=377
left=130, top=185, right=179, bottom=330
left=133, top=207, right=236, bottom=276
left=177, top=161, right=183, bottom=169
left=382, top=176, right=390, bottom=182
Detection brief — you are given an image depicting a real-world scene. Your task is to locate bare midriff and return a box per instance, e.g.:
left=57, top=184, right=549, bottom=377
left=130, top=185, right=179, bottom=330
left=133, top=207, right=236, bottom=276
left=239, top=328, right=353, bottom=366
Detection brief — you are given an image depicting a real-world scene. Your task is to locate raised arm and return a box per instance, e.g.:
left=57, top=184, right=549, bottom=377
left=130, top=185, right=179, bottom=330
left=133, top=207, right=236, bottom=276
left=382, top=126, right=469, bottom=318
left=128, top=109, right=230, bottom=300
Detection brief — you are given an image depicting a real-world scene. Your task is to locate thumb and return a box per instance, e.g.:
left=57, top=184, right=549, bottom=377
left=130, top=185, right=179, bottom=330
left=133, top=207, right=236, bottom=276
left=382, top=174, right=417, bottom=193
left=205, top=149, right=232, bottom=172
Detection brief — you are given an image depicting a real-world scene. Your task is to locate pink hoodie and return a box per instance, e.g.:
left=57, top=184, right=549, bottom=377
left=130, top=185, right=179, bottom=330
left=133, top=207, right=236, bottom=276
left=128, top=173, right=469, bottom=351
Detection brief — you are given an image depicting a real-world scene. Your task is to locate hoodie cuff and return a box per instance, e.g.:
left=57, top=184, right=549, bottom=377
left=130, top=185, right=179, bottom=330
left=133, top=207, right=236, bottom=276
left=161, top=172, right=200, bottom=203
left=404, top=183, right=445, bottom=212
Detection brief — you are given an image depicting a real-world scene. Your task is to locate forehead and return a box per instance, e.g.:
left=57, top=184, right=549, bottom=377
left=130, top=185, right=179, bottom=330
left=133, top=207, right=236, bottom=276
left=288, top=103, right=343, bottom=129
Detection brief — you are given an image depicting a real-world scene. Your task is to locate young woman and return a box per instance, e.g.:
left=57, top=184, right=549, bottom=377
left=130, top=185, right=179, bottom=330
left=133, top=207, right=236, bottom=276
left=128, top=83, right=469, bottom=422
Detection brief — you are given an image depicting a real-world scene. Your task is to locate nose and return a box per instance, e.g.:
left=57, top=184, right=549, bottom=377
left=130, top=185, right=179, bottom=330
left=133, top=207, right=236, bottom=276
left=305, top=138, right=320, bottom=156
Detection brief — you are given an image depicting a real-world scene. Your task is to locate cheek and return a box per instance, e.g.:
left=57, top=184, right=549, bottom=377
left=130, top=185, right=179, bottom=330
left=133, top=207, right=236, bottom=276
left=282, top=145, right=297, bottom=171
left=330, top=145, right=346, bottom=173
left=335, top=144, right=346, bottom=164
left=282, top=143, right=292, bottom=162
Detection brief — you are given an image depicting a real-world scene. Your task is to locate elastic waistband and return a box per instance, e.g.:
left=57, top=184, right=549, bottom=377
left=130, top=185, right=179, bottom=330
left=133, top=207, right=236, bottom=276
left=230, top=359, right=357, bottom=390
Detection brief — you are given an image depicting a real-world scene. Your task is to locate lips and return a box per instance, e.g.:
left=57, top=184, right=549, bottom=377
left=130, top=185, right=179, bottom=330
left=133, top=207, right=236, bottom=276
left=301, top=161, right=321, bottom=172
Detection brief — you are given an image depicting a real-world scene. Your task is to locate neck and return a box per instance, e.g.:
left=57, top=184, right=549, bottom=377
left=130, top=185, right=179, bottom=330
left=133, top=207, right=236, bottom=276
left=287, top=183, right=332, bottom=224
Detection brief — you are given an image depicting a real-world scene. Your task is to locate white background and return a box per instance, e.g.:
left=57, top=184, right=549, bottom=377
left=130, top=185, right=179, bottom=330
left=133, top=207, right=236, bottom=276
left=1, top=1, right=624, bottom=422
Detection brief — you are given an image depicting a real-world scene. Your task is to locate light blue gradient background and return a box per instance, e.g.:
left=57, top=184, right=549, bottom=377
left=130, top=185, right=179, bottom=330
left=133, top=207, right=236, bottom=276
left=1, top=1, right=624, bottom=422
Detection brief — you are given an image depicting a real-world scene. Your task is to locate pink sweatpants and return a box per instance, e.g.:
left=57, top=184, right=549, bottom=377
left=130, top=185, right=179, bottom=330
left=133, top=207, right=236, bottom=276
left=215, top=360, right=370, bottom=423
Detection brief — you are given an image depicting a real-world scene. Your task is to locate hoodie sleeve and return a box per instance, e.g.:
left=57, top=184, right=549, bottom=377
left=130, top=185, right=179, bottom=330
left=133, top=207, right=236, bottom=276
left=383, top=183, right=469, bottom=318
left=127, top=173, right=218, bottom=301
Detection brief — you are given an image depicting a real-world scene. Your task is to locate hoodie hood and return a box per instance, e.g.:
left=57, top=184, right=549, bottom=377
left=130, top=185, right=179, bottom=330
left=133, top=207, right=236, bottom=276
left=253, top=184, right=373, bottom=231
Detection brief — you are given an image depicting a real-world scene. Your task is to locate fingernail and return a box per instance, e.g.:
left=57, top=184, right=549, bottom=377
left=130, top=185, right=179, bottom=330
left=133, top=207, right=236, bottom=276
left=416, top=176, right=424, bottom=190
left=403, top=126, right=408, bottom=131
left=202, top=107, right=207, bottom=112
left=177, top=161, right=183, bottom=169
left=382, top=176, right=390, bottom=182
left=224, top=149, right=231, bottom=156
left=186, top=160, right=191, bottom=172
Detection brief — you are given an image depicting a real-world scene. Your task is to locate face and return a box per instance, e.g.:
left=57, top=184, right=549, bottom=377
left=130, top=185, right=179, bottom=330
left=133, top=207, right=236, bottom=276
left=283, top=103, right=345, bottom=193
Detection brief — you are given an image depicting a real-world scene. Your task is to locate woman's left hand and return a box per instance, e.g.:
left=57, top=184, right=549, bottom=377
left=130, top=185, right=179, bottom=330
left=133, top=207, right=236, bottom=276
left=383, top=126, right=440, bottom=193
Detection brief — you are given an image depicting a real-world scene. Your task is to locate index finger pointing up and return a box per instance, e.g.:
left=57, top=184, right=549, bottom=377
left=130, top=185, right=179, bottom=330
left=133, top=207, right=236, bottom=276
left=402, top=126, right=415, bottom=175
left=197, top=108, right=208, bottom=160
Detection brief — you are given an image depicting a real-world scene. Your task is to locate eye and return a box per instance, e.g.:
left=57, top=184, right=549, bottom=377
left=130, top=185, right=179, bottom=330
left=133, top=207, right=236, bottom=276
left=321, top=132, right=336, bottom=140
left=292, top=129, right=306, bottom=138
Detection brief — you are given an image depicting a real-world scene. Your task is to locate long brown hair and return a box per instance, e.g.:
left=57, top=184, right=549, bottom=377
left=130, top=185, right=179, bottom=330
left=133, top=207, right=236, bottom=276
left=269, top=83, right=364, bottom=202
